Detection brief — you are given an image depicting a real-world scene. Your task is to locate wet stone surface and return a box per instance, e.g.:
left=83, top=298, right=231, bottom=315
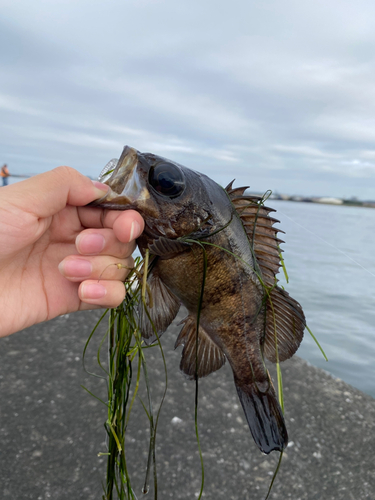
left=1, top=309, right=374, bottom=499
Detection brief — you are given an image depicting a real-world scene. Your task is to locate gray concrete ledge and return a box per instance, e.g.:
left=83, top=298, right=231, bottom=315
left=1, top=309, right=374, bottom=499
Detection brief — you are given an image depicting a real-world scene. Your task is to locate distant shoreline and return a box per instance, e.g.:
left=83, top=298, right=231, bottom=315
left=272, top=196, right=375, bottom=208
left=248, top=191, right=375, bottom=208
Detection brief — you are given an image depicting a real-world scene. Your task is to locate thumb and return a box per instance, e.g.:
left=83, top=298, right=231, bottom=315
left=1, top=167, right=108, bottom=219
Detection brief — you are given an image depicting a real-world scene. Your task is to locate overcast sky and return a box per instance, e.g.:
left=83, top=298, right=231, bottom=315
left=2, top=0, right=375, bottom=198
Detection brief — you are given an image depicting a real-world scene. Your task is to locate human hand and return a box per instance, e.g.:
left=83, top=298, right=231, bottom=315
left=0, top=166, right=144, bottom=337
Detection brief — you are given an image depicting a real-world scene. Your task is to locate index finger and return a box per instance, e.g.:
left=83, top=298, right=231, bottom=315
left=78, top=207, right=145, bottom=243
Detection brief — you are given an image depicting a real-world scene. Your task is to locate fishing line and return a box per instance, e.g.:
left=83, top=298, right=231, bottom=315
left=277, top=209, right=375, bottom=279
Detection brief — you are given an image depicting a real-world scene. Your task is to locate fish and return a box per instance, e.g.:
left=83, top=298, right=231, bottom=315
left=90, top=145, right=306, bottom=454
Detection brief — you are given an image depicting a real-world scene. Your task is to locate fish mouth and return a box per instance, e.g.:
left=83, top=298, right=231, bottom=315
left=90, top=146, right=151, bottom=209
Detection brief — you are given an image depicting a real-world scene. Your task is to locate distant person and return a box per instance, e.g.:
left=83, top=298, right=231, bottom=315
left=0, top=166, right=145, bottom=337
left=1, top=164, right=10, bottom=186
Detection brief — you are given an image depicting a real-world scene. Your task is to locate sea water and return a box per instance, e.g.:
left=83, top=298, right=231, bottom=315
left=272, top=200, right=375, bottom=397
left=5, top=177, right=374, bottom=396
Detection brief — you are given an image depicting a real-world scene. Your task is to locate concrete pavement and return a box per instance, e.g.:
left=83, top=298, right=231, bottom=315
left=1, top=309, right=374, bottom=499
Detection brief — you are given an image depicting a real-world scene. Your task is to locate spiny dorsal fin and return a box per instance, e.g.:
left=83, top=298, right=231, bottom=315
left=263, top=286, right=306, bottom=362
left=225, top=184, right=283, bottom=286
left=225, top=180, right=235, bottom=192
left=231, top=196, right=274, bottom=212
left=138, top=268, right=181, bottom=344
left=175, top=315, right=226, bottom=379
left=225, top=182, right=305, bottom=362
left=225, top=180, right=250, bottom=197
left=227, top=186, right=250, bottom=197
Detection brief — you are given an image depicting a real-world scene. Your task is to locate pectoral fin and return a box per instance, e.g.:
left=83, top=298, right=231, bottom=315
left=149, top=237, right=191, bottom=259
left=138, top=268, right=181, bottom=344
left=175, top=316, right=226, bottom=379
left=263, top=286, right=306, bottom=362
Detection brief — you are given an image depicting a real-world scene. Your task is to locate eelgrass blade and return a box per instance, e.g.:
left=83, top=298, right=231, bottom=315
left=84, top=256, right=162, bottom=500
left=265, top=451, right=284, bottom=500
left=276, top=362, right=284, bottom=413
left=306, top=324, right=328, bottom=361
left=184, top=200, right=286, bottom=499
left=193, top=241, right=208, bottom=500
left=81, top=384, right=109, bottom=407
left=279, top=248, right=289, bottom=284
left=138, top=250, right=169, bottom=499
left=83, top=309, right=109, bottom=379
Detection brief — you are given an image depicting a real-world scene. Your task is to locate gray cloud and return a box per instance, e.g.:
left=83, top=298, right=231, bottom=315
left=1, top=0, right=375, bottom=198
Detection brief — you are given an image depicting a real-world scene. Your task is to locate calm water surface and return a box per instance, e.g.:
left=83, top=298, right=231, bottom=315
left=272, top=200, right=375, bottom=397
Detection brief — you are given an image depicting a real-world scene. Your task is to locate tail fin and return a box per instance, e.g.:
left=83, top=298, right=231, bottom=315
left=235, top=382, right=288, bottom=454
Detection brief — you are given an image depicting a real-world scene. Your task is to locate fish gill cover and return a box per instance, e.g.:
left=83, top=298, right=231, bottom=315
left=84, top=146, right=325, bottom=500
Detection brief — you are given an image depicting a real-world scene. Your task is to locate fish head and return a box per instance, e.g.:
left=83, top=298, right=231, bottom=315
left=91, top=146, right=224, bottom=240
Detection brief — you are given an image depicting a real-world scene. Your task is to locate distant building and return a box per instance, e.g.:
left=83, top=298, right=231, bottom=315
left=314, top=197, right=343, bottom=205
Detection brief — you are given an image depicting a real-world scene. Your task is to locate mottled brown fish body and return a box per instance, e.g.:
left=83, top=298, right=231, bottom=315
left=91, top=146, right=305, bottom=454
left=153, top=223, right=286, bottom=453
left=156, top=222, right=264, bottom=373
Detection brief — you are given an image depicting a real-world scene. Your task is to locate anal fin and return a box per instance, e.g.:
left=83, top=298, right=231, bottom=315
left=175, top=316, right=226, bottom=379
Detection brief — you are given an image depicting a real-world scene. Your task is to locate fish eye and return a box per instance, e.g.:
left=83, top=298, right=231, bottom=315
left=148, top=162, right=185, bottom=198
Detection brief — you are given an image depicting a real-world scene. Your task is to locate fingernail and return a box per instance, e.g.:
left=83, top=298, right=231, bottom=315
left=81, top=283, right=107, bottom=299
left=92, top=180, right=109, bottom=198
left=76, top=233, right=105, bottom=254
left=58, top=259, right=92, bottom=278
left=129, top=220, right=141, bottom=241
